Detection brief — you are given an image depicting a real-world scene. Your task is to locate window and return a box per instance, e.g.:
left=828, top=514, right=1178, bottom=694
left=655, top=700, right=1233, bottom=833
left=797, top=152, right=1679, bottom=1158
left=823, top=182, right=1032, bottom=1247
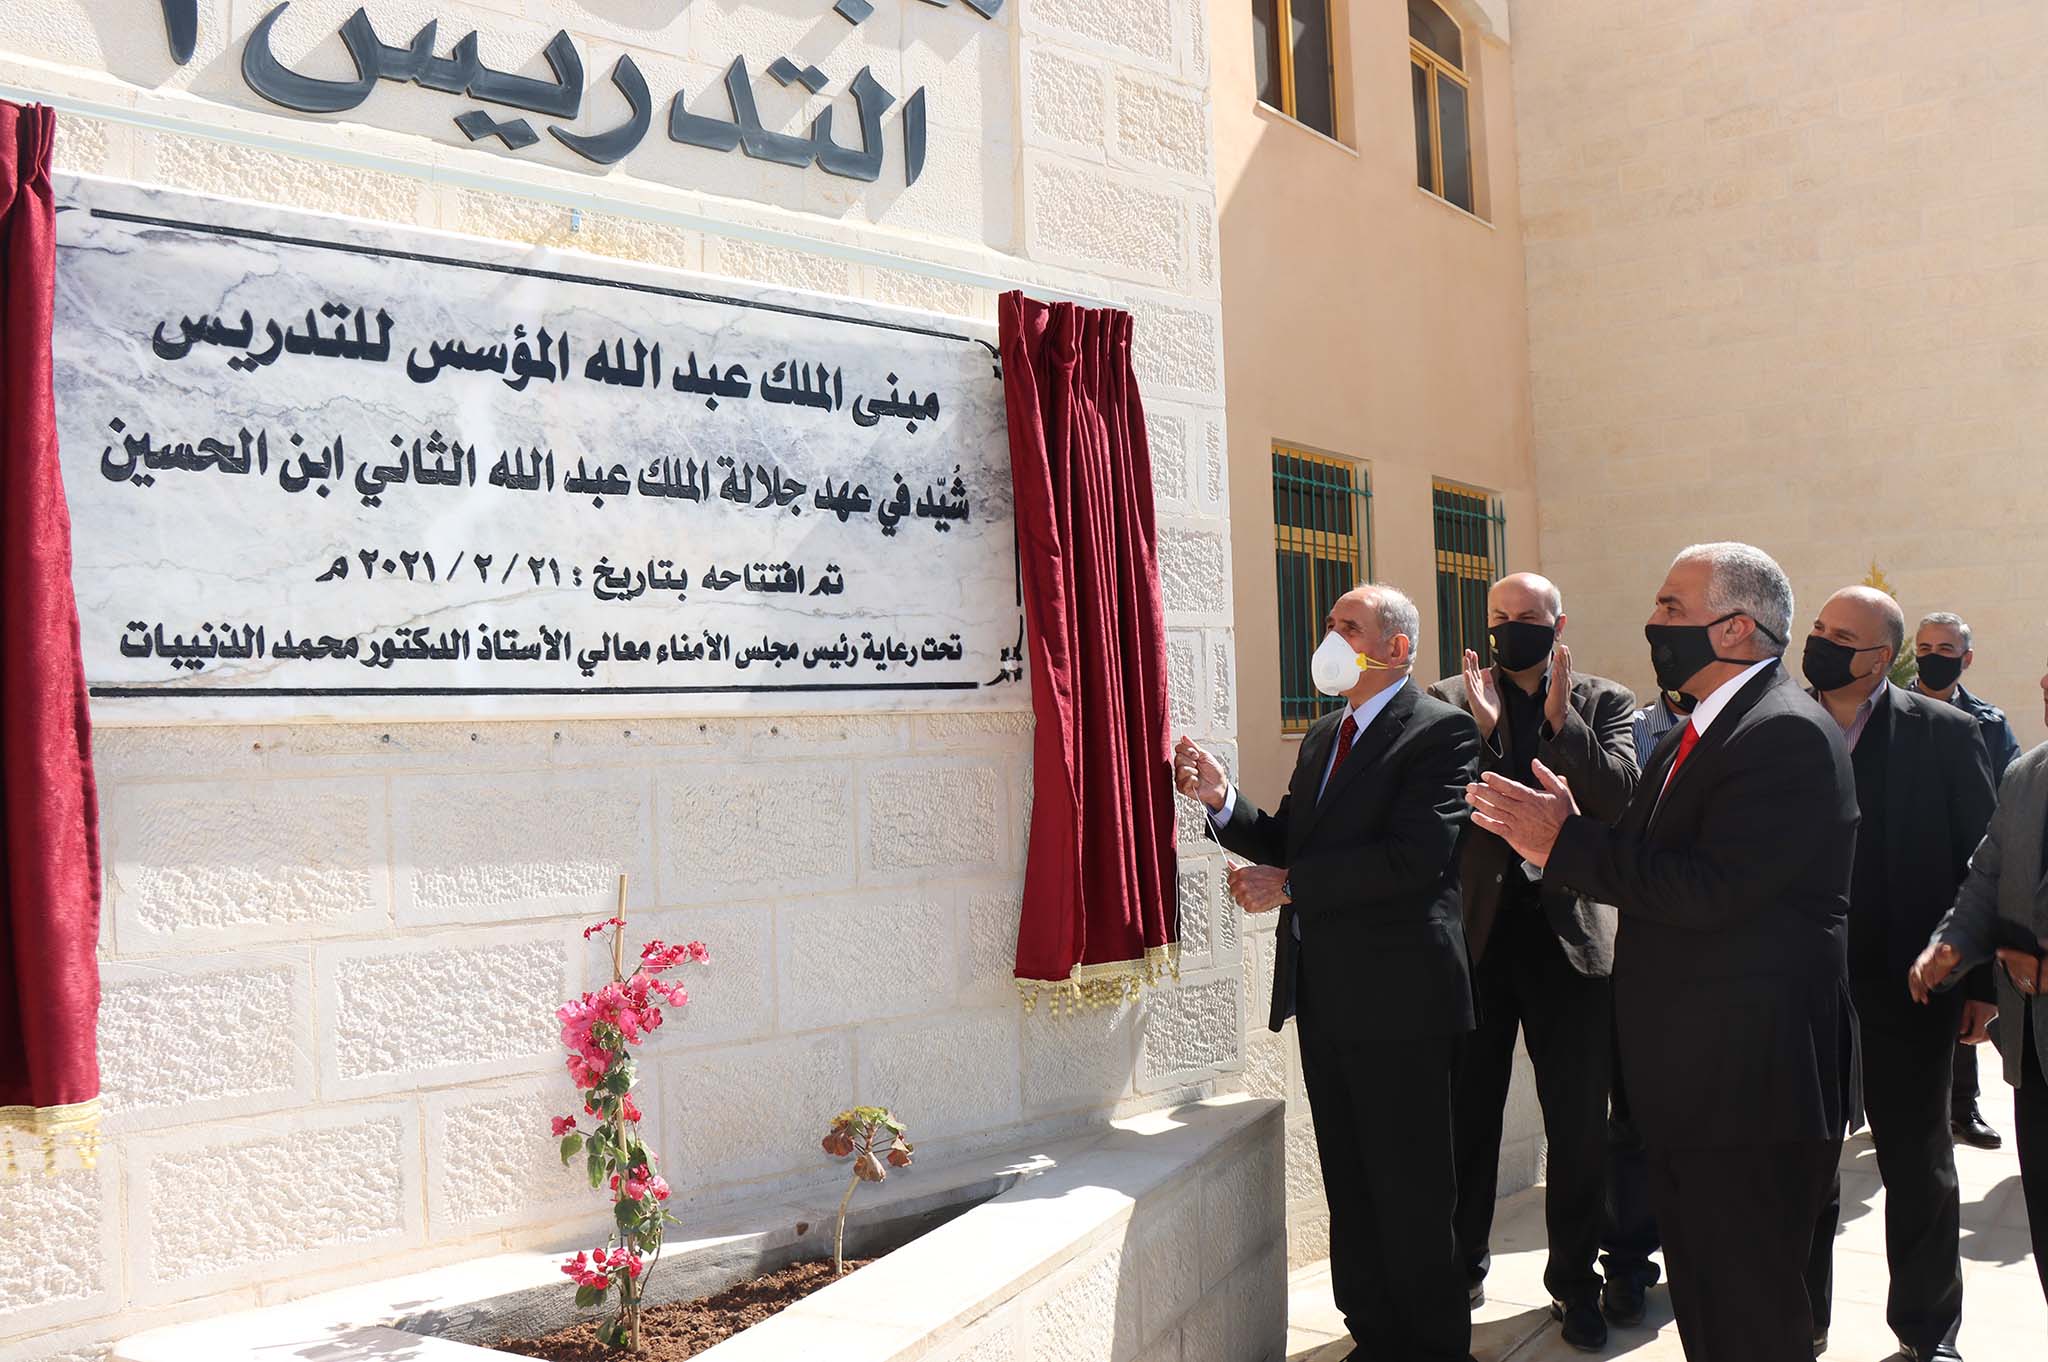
left=1252, top=0, right=1337, bottom=138
left=1432, top=478, right=1504, bottom=677
left=1410, top=0, right=1474, bottom=213
left=1274, top=446, right=1373, bottom=733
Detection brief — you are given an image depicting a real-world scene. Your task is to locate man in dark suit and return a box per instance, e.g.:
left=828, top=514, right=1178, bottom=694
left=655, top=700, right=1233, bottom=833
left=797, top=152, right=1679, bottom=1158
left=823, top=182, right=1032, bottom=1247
left=1175, top=583, right=1481, bottom=1362
left=1912, top=610, right=2022, bottom=1151
left=1466, top=542, right=1858, bottom=1362
left=1425, top=572, right=1638, bottom=1351
left=1801, top=587, right=1997, bottom=1362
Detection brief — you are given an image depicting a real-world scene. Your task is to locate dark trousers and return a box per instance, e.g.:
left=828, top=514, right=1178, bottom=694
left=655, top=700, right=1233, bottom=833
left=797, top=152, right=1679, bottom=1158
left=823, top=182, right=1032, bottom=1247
left=1452, top=904, right=1611, bottom=1305
left=1298, top=990, right=1470, bottom=1362
left=2020, top=1016, right=2048, bottom=1304
left=1649, top=1138, right=1841, bottom=1362
left=1866, top=1005, right=1966, bottom=1351
left=1601, top=1022, right=1660, bottom=1289
left=1806, top=1003, right=1966, bottom=1347
left=1951, top=1036, right=1980, bottom=1115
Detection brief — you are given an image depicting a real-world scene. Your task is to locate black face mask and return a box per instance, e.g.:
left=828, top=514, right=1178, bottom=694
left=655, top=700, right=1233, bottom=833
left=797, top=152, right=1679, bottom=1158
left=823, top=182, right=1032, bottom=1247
left=1489, top=620, right=1556, bottom=673
left=1644, top=612, right=1769, bottom=694
left=1803, top=634, right=1889, bottom=694
left=1915, top=652, right=1965, bottom=692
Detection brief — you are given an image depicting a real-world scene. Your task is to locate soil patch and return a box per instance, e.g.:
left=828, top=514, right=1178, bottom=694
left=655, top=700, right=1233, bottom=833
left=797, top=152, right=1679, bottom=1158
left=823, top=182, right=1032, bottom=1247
left=492, top=1257, right=875, bottom=1362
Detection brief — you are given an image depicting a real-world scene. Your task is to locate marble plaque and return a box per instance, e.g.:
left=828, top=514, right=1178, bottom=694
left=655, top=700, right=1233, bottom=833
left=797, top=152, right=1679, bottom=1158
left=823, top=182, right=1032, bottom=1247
left=53, top=176, right=1025, bottom=723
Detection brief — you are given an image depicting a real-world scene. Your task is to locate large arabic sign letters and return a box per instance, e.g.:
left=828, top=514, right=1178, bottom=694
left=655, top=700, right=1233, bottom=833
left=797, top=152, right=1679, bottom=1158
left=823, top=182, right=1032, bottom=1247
left=54, top=176, right=1026, bottom=722
left=149, top=1, right=1019, bottom=187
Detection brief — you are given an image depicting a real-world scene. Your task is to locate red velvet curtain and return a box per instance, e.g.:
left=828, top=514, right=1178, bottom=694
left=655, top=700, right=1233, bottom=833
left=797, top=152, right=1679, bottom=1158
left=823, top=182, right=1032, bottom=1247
left=998, top=293, right=1175, bottom=1010
left=0, top=102, right=103, bottom=1165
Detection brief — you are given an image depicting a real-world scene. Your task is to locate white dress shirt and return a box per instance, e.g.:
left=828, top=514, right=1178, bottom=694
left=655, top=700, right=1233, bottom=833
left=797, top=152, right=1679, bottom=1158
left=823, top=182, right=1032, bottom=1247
left=1685, top=656, right=1780, bottom=740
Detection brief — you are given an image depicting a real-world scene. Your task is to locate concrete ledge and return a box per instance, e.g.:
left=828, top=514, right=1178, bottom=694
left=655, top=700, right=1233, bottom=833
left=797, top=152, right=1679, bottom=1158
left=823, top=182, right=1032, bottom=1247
left=113, top=1096, right=1286, bottom=1362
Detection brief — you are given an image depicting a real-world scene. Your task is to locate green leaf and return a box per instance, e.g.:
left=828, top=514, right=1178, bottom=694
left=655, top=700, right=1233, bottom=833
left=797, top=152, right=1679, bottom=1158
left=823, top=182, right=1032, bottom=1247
left=602, top=1064, right=634, bottom=1095
left=586, top=1150, right=605, bottom=1189
left=615, top=1198, right=641, bottom=1229
left=558, top=1132, right=585, bottom=1165
left=597, top=1319, right=625, bottom=1347
left=575, top=1284, right=605, bottom=1310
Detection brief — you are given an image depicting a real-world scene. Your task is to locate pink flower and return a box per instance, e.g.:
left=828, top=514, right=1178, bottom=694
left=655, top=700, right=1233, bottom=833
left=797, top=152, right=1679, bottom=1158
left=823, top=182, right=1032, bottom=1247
left=561, top=1250, right=611, bottom=1290
left=613, top=1162, right=667, bottom=1202
left=622, top=1094, right=642, bottom=1124
left=551, top=1115, right=578, bottom=1138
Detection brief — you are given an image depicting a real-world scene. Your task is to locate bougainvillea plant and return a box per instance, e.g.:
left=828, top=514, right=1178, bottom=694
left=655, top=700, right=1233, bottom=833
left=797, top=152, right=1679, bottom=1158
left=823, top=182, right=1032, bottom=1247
left=821, top=1107, right=913, bottom=1276
left=552, top=912, right=709, bottom=1351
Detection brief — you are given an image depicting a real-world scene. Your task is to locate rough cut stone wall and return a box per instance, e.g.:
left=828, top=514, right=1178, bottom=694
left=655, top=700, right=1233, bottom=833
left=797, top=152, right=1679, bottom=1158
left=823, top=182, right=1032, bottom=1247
left=1510, top=0, right=2048, bottom=744
left=0, top=3, right=1233, bottom=1358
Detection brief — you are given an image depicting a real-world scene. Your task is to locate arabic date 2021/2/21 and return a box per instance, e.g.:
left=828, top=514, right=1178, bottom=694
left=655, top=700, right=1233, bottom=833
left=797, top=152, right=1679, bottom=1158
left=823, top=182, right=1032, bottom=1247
left=158, top=2, right=977, bottom=186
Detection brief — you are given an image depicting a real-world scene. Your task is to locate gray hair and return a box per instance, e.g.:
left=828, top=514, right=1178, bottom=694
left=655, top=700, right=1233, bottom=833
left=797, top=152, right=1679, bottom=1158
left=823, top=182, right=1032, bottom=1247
left=1919, top=611, right=1972, bottom=652
left=1673, top=542, right=1794, bottom=656
left=1357, top=583, right=1422, bottom=663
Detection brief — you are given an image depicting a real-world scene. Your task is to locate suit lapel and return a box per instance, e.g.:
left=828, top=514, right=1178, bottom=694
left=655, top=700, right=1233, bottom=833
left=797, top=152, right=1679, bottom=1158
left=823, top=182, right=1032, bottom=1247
left=1295, top=711, right=1340, bottom=806
left=1880, top=685, right=1916, bottom=886
left=1303, top=683, right=1417, bottom=838
left=2023, top=761, right=2048, bottom=915
left=1630, top=720, right=1686, bottom=834
left=1648, top=663, right=1782, bottom=833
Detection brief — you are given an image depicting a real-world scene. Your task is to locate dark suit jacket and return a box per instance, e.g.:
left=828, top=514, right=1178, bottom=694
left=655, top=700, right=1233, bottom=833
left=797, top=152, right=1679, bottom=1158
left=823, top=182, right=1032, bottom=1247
left=1843, top=684, right=1997, bottom=1019
left=1213, top=681, right=1483, bottom=1039
left=1547, top=662, right=1858, bottom=1150
left=1427, top=670, right=1639, bottom=975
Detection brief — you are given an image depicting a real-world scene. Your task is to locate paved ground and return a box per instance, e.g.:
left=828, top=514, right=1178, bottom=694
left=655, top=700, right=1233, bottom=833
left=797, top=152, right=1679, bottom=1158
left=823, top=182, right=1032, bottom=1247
left=1287, top=1050, right=2042, bottom=1360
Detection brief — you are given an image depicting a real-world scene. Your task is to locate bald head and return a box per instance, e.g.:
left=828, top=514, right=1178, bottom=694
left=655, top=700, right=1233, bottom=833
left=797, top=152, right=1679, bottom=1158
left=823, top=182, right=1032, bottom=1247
left=1823, top=586, right=1906, bottom=657
left=1807, top=586, right=1903, bottom=698
left=1332, top=584, right=1420, bottom=662
left=1488, top=573, right=1563, bottom=627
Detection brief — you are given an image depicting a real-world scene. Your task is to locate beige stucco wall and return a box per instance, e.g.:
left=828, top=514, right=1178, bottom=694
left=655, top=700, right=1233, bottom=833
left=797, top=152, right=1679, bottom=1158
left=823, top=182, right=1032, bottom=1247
left=1511, top=0, right=2048, bottom=744
left=1215, top=0, right=1541, bottom=810
left=1211, top=0, right=1544, bottom=1264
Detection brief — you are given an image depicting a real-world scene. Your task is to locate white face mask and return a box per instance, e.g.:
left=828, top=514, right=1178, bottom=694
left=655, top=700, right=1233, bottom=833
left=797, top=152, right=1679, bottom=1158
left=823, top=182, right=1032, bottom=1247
left=1310, top=630, right=1393, bottom=696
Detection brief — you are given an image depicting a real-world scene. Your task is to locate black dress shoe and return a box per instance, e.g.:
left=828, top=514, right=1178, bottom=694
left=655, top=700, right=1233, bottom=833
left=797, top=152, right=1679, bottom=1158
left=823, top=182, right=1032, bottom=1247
left=1467, top=1280, right=1484, bottom=1310
left=1952, top=1104, right=2003, bottom=1149
left=1601, top=1273, right=1646, bottom=1327
left=1812, top=1329, right=1827, bottom=1355
left=1551, top=1297, right=1608, bottom=1352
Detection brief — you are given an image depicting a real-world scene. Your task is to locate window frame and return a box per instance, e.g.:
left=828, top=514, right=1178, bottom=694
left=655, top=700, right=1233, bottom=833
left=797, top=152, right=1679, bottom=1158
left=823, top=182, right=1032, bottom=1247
left=1410, top=13, right=1473, bottom=210
left=1430, top=478, right=1506, bottom=679
left=1256, top=0, right=1341, bottom=140
left=1272, top=444, right=1374, bottom=735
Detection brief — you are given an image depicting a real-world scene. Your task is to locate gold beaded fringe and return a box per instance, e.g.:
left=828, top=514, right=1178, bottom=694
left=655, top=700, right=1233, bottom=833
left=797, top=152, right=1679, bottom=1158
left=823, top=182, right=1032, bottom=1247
left=1, top=1098, right=103, bottom=1179
left=1015, top=942, right=1182, bottom=1015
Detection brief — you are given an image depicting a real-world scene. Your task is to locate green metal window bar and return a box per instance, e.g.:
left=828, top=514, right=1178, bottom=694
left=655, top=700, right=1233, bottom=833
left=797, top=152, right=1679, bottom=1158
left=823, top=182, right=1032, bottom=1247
left=1273, top=447, right=1374, bottom=734
left=1432, top=479, right=1507, bottom=679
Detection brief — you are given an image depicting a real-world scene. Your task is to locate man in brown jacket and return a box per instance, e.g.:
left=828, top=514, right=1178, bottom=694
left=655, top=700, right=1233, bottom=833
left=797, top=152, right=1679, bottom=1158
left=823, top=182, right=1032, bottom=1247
left=1429, top=572, right=1639, bottom=1352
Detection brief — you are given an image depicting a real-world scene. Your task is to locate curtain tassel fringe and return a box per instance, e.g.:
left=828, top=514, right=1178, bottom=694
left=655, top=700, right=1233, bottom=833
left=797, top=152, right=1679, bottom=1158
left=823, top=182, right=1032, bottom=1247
left=1014, top=943, right=1182, bottom=1016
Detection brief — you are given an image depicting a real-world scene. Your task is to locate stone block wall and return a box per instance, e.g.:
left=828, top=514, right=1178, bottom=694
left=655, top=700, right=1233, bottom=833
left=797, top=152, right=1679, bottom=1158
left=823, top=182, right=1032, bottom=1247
left=0, top=2, right=1236, bottom=1358
left=1510, top=0, right=2048, bottom=741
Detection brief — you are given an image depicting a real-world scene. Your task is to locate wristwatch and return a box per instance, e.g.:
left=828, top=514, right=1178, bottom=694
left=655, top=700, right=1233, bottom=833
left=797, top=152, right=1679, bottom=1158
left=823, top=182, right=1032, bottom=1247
left=1281, top=876, right=1293, bottom=904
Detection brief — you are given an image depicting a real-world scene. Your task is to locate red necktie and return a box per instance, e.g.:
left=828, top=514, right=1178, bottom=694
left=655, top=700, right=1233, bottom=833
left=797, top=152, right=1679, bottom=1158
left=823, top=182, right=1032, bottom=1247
left=1661, top=719, right=1701, bottom=793
left=1324, top=714, right=1360, bottom=796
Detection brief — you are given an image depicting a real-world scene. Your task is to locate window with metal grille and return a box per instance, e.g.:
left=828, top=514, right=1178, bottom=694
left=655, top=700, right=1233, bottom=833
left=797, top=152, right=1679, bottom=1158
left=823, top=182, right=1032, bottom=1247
left=1274, top=447, right=1373, bottom=734
left=1432, top=479, right=1505, bottom=678
left=1411, top=0, right=1475, bottom=214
